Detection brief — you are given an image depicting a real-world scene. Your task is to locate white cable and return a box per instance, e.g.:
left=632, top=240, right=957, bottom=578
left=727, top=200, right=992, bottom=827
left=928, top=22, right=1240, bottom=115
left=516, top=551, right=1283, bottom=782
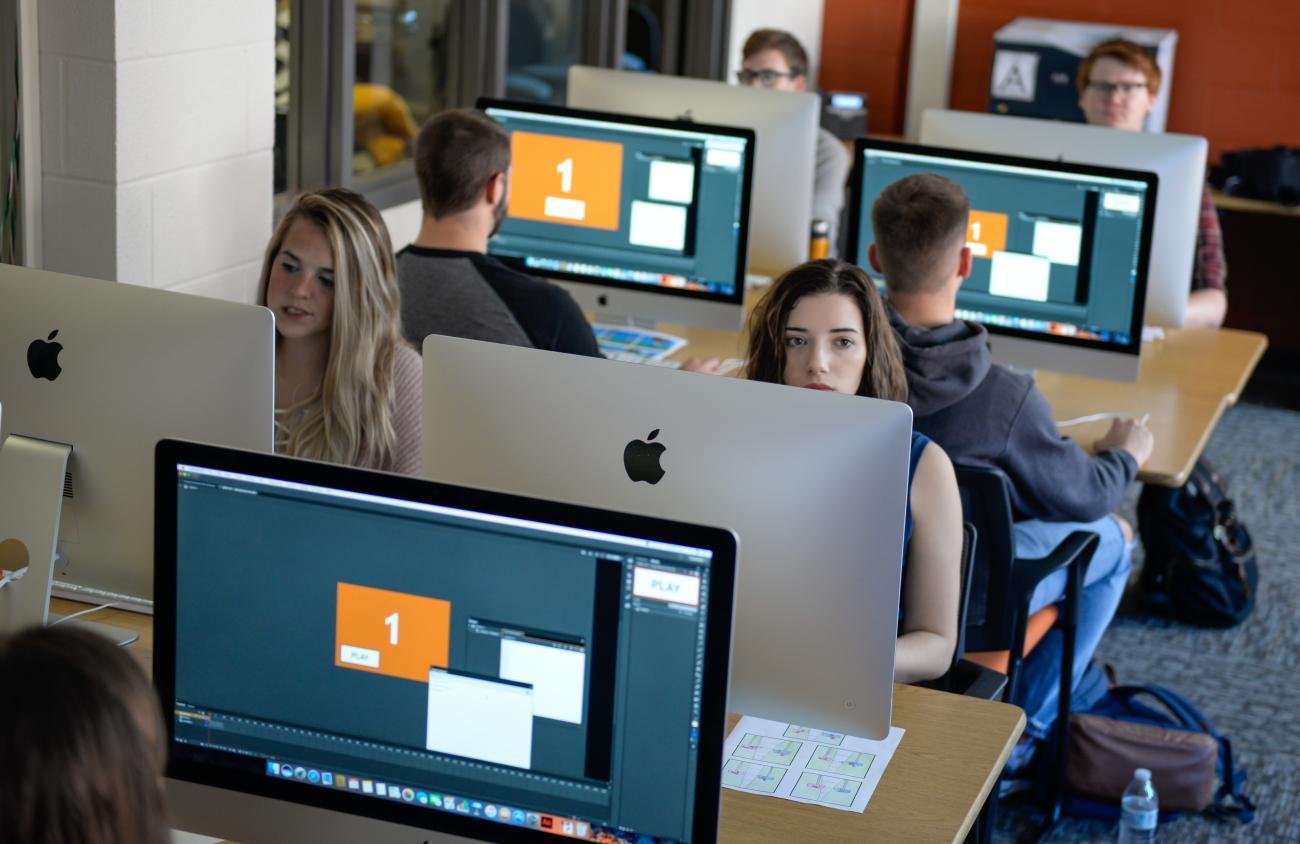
left=1057, top=412, right=1151, bottom=427
left=0, top=566, right=29, bottom=590
left=49, top=601, right=120, bottom=626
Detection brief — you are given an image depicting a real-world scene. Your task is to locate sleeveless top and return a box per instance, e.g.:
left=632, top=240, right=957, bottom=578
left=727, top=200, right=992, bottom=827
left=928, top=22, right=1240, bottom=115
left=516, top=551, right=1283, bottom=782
left=899, top=431, right=932, bottom=626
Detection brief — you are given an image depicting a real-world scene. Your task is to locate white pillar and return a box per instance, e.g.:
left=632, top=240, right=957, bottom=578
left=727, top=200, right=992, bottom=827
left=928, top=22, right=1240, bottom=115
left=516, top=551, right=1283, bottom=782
left=37, top=0, right=275, bottom=303
left=904, top=0, right=960, bottom=140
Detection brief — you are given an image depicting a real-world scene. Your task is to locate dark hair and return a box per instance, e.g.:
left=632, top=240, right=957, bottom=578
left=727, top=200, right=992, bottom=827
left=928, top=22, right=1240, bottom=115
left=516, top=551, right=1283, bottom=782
left=745, top=259, right=907, bottom=402
left=871, top=173, right=970, bottom=294
left=0, top=625, right=168, bottom=844
left=413, top=108, right=511, bottom=218
left=1077, top=38, right=1161, bottom=96
left=742, top=29, right=808, bottom=78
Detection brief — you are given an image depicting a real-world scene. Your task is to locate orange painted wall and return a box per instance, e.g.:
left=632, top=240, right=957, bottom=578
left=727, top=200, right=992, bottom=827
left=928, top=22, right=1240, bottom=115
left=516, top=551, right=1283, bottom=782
left=820, top=0, right=1300, bottom=162
left=818, top=0, right=916, bottom=136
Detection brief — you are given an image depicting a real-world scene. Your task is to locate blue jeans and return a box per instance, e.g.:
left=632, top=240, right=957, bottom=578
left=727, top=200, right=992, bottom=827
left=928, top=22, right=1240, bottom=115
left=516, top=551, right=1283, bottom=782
left=1011, top=515, right=1131, bottom=741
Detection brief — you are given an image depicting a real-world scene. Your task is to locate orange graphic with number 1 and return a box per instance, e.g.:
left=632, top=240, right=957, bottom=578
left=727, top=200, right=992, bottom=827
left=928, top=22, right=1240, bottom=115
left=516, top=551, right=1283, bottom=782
left=335, top=583, right=450, bottom=683
left=966, top=210, right=1008, bottom=259
left=507, top=131, right=623, bottom=231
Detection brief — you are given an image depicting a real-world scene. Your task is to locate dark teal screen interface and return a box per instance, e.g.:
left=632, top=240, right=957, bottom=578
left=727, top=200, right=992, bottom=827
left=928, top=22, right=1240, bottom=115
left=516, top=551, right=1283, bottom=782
left=170, top=464, right=718, bottom=843
left=485, top=104, right=750, bottom=302
left=854, top=148, right=1152, bottom=349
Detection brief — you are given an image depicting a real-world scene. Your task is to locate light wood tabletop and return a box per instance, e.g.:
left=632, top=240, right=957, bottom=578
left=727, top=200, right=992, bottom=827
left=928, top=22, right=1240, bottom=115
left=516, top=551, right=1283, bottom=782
left=661, top=312, right=1267, bottom=488
left=53, top=599, right=1023, bottom=844
left=721, top=688, right=1024, bottom=844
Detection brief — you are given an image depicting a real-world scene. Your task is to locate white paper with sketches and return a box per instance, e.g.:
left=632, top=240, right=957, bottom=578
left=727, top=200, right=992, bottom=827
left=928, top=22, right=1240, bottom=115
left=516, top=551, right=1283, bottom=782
left=721, top=715, right=904, bottom=813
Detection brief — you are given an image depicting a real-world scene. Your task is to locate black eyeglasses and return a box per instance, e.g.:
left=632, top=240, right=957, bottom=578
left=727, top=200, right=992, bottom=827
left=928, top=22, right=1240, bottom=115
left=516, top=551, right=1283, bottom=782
left=1086, top=80, right=1149, bottom=97
left=736, top=68, right=799, bottom=87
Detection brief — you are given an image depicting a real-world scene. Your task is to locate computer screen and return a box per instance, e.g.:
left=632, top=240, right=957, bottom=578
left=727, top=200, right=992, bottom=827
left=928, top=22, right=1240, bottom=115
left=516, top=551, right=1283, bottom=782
left=567, top=66, right=819, bottom=282
left=480, top=99, right=753, bottom=330
left=155, top=441, right=736, bottom=844
left=847, top=140, right=1156, bottom=381
left=920, top=108, right=1207, bottom=329
left=0, top=264, right=273, bottom=622
left=423, top=334, right=913, bottom=740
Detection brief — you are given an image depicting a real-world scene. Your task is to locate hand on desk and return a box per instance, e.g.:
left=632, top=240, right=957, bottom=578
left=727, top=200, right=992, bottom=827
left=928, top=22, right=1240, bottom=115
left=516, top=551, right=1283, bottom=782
left=680, top=356, right=722, bottom=373
left=678, top=357, right=744, bottom=375
left=1094, top=417, right=1155, bottom=467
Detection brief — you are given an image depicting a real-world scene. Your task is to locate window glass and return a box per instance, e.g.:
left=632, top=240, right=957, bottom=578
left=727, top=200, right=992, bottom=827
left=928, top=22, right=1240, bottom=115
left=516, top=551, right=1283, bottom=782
left=506, top=0, right=583, bottom=104
left=353, top=0, right=453, bottom=178
left=275, top=0, right=290, bottom=194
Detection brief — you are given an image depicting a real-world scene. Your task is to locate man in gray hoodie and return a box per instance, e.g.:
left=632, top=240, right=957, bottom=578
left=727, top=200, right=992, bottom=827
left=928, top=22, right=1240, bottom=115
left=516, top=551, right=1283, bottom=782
left=868, top=173, right=1154, bottom=754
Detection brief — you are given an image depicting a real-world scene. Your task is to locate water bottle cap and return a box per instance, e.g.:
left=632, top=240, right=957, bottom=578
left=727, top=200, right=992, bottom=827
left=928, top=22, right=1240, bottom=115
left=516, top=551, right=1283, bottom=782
left=1135, top=768, right=1151, bottom=780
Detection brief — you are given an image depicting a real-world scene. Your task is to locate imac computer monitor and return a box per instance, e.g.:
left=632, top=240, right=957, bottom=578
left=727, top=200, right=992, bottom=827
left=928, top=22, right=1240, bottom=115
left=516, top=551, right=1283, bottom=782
left=920, top=108, right=1207, bottom=328
left=155, top=439, right=736, bottom=844
left=0, top=265, right=273, bottom=616
left=422, top=335, right=912, bottom=740
left=480, top=99, right=754, bottom=331
left=847, top=139, right=1156, bottom=382
left=567, top=65, right=819, bottom=279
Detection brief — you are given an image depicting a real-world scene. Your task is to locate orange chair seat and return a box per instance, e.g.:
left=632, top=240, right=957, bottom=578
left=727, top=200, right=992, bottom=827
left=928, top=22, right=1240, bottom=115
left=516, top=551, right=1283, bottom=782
left=965, top=605, right=1060, bottom=675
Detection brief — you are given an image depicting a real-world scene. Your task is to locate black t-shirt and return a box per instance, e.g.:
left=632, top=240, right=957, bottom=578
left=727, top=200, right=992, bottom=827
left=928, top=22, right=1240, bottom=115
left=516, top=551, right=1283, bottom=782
left=398, top=245, right=602, bottom=358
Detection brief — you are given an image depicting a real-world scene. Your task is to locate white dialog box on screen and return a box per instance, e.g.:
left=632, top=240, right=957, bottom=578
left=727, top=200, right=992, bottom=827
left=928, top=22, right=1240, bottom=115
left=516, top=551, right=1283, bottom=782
left=633, top=566, right=701, bottom=607
left=426, top=669, right=533, bottom=769
left=629, top=201, right=687, bottom=251
left=647, top=160, right=695, bottom=204
left=499, top=640, right=587, bottom=724
left=989, top=251, right=1051, bottom=302
left=1031, top=221, right=1082, bottom=266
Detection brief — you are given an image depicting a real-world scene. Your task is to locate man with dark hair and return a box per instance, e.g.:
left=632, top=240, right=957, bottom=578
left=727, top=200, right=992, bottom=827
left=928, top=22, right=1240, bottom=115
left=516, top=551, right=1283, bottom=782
left=397, top=108, right=601, bottom=356
left=869, top=172, right=1154, bottom=760
left=739, top=29, right=850, bottom=254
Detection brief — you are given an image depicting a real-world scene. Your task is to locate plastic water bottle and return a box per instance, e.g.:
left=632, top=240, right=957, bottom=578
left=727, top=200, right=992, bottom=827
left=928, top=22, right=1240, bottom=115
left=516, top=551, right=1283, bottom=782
left=1117, top=768, right=1159, bottom=843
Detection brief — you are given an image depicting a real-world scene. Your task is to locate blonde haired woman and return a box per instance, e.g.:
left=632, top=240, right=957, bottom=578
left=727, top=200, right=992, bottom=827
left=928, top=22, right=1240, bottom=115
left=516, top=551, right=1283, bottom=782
left=258, top=188, right=422, bottom=474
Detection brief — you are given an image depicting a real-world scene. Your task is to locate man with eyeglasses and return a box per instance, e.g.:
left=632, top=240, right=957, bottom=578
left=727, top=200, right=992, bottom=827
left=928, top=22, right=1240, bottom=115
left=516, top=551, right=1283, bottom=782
left=1077, top=39, right=1227, bottom=328
left=739, top=29, right=851, bottom=257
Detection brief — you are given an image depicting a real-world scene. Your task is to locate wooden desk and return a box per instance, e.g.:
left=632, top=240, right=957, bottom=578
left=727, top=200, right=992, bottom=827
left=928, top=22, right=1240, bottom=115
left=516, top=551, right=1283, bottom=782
left=722, top=689, right=1023, bottom=844
left=664, top=315, right=1267, bottom=488
left=54, top=599, right=1023, bottom=844
left=1035, top=328, right=1267, bottom=487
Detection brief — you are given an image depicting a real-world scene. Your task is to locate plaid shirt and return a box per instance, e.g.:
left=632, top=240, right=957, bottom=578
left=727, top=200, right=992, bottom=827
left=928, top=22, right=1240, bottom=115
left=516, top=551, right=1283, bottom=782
left=1192, top=182, right=1227, bottom=292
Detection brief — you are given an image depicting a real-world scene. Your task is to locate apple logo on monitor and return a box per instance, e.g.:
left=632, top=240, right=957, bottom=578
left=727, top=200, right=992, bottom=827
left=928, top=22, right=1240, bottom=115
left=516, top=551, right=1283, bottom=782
left=27, top=330, right=64, bottom=381
left=623, top=429, right=666, bottom=484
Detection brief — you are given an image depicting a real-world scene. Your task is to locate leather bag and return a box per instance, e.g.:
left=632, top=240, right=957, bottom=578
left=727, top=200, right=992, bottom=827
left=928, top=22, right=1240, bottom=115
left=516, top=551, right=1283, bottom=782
left=1065, top=684, right=1253, bottom=821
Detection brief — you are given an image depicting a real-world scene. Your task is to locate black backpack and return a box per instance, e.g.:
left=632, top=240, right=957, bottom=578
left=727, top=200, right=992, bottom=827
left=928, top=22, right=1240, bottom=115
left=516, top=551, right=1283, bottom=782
left=1137, top=458, right=1259, bottom=628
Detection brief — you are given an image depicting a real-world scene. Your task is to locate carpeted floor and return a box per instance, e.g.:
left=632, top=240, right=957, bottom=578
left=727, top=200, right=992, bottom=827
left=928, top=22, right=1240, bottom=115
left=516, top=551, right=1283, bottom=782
left=997, top=400, right=1300, bottom=843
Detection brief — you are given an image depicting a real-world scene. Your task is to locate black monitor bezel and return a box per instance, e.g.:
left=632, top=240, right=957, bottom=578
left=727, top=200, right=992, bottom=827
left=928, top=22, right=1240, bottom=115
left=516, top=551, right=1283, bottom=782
left=477, top=97, right=756, bottom=309
left=846, top=138, right=1158, bottom=358
left=154, top=438, right=736, bottom=844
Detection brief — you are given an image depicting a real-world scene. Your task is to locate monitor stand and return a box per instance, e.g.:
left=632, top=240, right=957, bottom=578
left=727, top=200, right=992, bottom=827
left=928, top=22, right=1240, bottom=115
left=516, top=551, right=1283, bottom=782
left=0, top=435, right=138, bottom=646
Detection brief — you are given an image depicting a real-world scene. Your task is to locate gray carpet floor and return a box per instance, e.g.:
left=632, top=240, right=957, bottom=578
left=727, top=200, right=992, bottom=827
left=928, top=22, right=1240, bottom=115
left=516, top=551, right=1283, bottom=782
left=997, top=400, right=1300, bottom=843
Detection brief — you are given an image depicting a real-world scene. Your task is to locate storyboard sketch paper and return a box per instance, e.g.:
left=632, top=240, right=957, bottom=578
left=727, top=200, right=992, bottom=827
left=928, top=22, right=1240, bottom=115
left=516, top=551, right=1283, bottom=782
left=721, top=716, right=904, bottom=813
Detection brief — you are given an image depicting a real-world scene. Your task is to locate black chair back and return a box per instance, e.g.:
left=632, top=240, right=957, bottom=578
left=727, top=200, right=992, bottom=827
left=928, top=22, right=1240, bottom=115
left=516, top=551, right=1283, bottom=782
left=953, top=464, right=1018, bottom=650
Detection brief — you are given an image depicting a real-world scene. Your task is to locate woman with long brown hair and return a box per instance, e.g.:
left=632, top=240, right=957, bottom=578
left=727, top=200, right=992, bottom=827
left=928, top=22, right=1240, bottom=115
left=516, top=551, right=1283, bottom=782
left=745, top=258, right=962, bottom=683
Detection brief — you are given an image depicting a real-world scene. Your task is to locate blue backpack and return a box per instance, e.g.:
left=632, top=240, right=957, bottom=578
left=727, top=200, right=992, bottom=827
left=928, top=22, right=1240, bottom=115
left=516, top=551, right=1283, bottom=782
left=1060, top=666, right=1255, bottom=824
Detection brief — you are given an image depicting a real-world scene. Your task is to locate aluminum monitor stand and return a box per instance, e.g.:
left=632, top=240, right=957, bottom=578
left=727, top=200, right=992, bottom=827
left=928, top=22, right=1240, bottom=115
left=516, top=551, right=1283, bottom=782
left=0, top=435, right=138, bottom=646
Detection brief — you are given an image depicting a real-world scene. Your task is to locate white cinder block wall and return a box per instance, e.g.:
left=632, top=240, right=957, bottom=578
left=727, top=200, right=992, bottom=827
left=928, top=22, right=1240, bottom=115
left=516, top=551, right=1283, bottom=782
left=39, top=0, right=274, bottom=304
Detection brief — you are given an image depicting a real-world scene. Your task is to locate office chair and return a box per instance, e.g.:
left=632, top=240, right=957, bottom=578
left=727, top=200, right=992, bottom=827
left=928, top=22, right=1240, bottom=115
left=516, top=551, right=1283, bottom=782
left=954, top=464, right=1099, bottom=844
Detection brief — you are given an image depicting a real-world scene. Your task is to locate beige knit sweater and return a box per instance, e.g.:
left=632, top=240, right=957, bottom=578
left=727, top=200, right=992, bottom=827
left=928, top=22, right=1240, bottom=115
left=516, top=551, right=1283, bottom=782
left=384, top=343, right=423, bottom=476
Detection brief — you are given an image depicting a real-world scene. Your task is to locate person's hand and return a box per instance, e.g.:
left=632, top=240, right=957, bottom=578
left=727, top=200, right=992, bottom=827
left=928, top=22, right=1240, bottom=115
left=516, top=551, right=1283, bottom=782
left=1094, top=417, right=1154, bottom=466
left=679, top=356, right=722, bottom=374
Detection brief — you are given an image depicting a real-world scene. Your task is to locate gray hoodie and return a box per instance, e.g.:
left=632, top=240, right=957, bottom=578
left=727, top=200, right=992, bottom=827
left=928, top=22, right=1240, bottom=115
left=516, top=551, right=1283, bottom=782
left=889, top=308, right=1137, bottom=523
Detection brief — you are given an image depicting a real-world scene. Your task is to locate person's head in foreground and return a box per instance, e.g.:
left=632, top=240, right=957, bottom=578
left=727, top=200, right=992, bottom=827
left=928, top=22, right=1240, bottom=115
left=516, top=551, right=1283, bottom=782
left=745, top=258, right=907, bottom=400
left=0, top=624, right=168, bottom=844
left=1077, top=38, right=1160, bottom=132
